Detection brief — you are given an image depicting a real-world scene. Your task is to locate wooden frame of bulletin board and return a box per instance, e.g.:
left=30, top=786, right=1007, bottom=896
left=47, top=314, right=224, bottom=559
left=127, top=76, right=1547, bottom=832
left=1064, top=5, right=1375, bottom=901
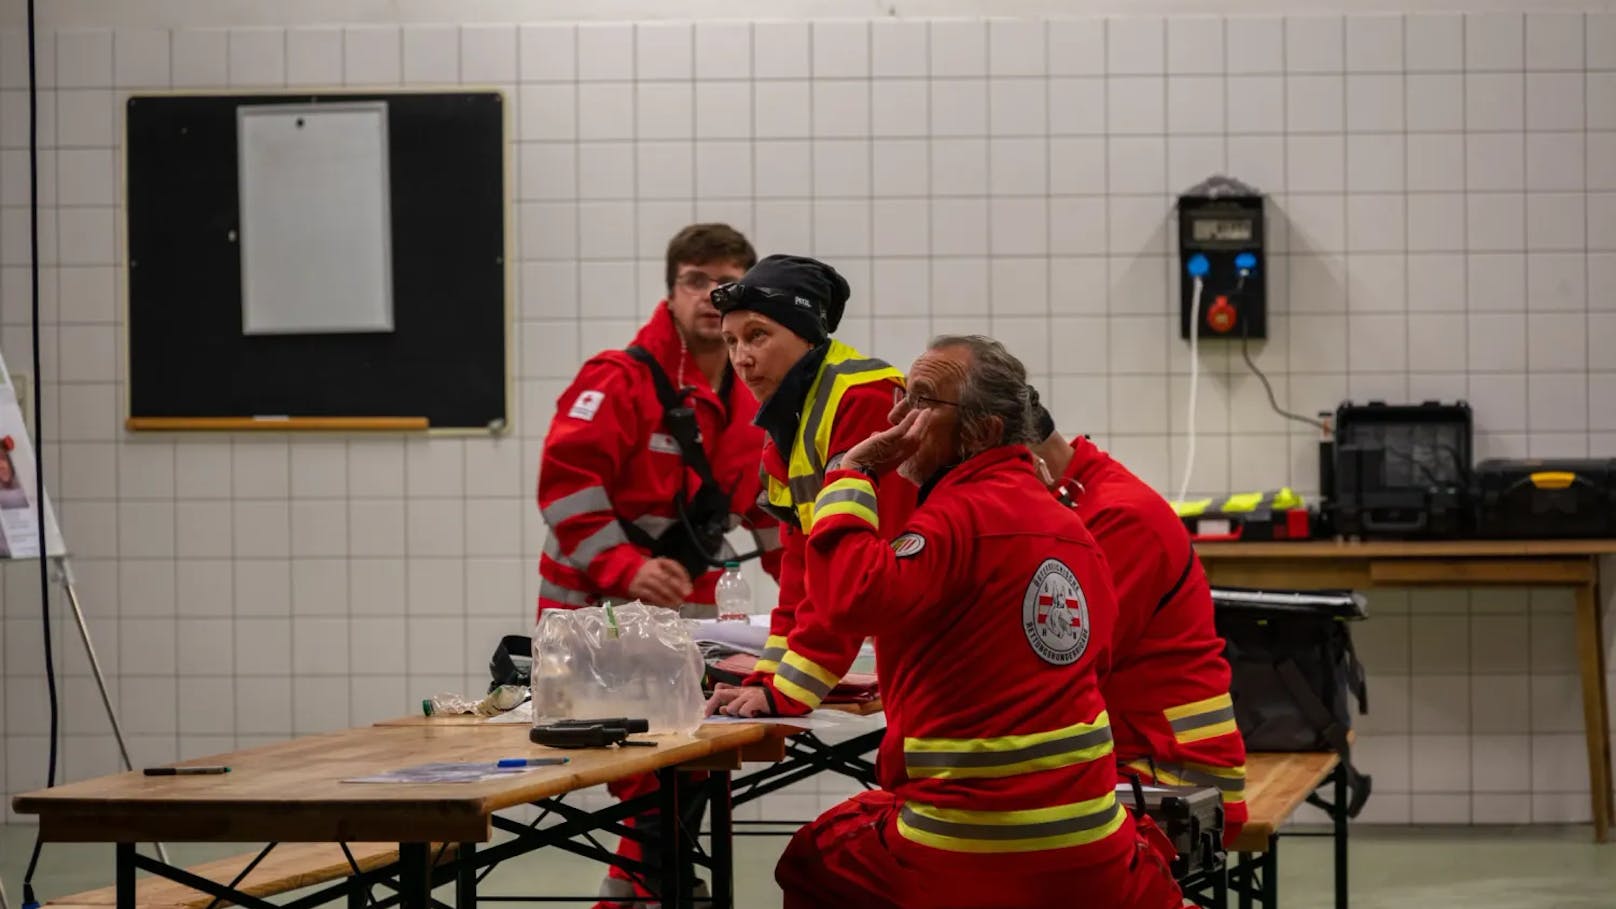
left=122, top=89, right=511, bottom=434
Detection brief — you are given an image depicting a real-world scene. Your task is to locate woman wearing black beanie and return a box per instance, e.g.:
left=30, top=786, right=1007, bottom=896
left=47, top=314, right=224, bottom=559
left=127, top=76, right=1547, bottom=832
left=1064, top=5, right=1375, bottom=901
left=705, top=254, right=915, bottom=719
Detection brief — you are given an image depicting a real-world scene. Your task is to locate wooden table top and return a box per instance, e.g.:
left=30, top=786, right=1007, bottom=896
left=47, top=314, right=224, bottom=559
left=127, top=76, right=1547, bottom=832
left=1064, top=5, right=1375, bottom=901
left=1196, top=539, right=1616, bottom=560
left=376, top=698, right=887, bottom=728
left=1231, top=749, right=1342, bottom=852
left=11, top=722, right=766, bottom=844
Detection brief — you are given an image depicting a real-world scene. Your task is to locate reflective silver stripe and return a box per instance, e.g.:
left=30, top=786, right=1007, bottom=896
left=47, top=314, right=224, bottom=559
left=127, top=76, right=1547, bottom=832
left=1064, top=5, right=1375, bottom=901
left=541, top=486, right=613, bottom=526
left=899, top=798, right=1123, bottom=842
left=904, top=726, right=1113, bottom=771
left=1169, top=705, right=1236, bottom=736
left=633, top=514, right=676, bottom=536
left=543, top=534, right=561, bottom=558
left=788, top=474, right=822, bottom=504
left=758, top=646, right=787, bottom=664
left=774, top=661, right=834, bottom=702
left=799, top=357, right=894, bottom=480
left=540, top=580, right=594, bottom=607
left=1155, top=762, right=1245, bottom=793
left=815, top=486, right=878, bottom=517
left=752, top=525, right=782, bottom=552
left=567, top=521, right=629, bottom=569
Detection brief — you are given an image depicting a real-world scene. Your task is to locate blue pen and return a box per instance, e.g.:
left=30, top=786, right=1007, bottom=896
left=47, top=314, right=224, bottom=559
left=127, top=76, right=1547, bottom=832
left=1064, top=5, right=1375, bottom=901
left=497, top=757, right=571, bottom=768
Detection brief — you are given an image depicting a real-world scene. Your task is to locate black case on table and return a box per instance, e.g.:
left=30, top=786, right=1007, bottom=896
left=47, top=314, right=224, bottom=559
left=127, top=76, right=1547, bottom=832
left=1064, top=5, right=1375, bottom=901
left=1473, top=458, right=1616, bottom=539
left=1328, top=400, right=1472, bottom=539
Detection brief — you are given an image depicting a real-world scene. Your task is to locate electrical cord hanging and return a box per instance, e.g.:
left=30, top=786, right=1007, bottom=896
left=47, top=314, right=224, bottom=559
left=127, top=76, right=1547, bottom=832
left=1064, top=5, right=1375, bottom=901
left=1174, top=277, right=1204, bottom=505
left=1238, top=330, right=1328, bottom=433
left=22, top=0, right=57, bottom=902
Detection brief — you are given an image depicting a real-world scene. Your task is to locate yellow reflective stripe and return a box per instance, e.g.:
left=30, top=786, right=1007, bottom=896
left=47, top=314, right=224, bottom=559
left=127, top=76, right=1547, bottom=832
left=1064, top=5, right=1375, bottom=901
left=753, top=634, right=789, bottom=674
left=787, top=341, right=903, bottom=532
left=1172, top=498, right=1214, bottom=517
left=904, top=713, right=1113, bottom=780
left=1134, top=760, right=1248, bottom=805
left=1164, top=693, right=1238, bottom=745
left=813, top=476, right=879, bottom=530
left=772, top=650, right=840, bottom=710
left=897, top=792, right=1127, bottom=854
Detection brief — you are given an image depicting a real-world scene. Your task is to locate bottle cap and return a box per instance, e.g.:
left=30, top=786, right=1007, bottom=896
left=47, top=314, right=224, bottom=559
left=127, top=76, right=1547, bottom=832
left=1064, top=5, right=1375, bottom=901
left=724, top=561, right=740, bottom=569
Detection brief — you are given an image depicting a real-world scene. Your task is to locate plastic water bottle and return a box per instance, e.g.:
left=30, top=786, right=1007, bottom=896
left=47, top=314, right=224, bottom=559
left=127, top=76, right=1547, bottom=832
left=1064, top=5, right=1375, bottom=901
left=715, top=561, right=751, bottom=623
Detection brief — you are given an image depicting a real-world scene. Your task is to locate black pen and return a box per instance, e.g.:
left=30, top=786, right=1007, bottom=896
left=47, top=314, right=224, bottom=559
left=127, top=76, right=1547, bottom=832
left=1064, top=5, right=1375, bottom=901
left=144, top=765, right=230, bottom=776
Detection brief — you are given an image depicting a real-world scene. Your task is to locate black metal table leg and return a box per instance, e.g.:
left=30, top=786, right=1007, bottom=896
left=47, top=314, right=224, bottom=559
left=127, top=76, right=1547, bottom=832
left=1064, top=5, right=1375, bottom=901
left=348, top=874, right=368, bottom=909
left=457, top=841, right=477, bottom=909
left=116, top=842, right=136, bottom=909
left=709, top=771, right=734, bottom=909
left=1262, top=836, right=1278, bottom=906
left=1334, top=766, right=1349, bottom=909
left=1237, top=853, right=1253, bottom=909
left=398, top=843, right=431, bottom=909
left=658, top=768, right=686, bottom=909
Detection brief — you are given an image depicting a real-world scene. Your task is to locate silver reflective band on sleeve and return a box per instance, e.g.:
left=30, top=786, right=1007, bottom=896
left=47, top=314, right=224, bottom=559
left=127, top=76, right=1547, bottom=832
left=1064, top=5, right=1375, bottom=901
left=540, top=580, right=594, bottom=607
left=903, top=726, right=1113, bottom=772
left=814, top=486, right=878, bottom=515
left=540, top=485, right=614, bottom=527
left=758, top=645, right=787, bottom=664
left=1168, top=705, right=1236, bottom=736
left=633, top=514, right=676, bottom=537
left=773, top=661, right=834, bottom=702
left=566, top=521, right=630, bottom=569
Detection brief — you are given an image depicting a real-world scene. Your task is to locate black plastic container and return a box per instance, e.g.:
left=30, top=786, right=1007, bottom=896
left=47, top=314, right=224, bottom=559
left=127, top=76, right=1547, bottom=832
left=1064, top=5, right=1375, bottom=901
left=1328, top=400, right=1472, bottom=539
left=1473, top=458, right=1616, bottom=539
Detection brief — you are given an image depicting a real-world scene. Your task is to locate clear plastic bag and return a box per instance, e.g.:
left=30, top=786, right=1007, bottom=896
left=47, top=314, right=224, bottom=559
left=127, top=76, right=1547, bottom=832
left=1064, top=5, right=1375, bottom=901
left=530, top=601, right=706, bottom=735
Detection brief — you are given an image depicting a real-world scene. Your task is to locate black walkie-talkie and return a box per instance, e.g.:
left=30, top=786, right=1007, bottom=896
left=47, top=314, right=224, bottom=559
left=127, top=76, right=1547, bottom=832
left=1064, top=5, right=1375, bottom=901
left=530, top=717, right=655, bottom=749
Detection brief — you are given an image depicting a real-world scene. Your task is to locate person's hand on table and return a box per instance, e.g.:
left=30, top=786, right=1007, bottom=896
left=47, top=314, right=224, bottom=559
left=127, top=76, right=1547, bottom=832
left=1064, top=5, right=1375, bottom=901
left=627, top=557, right=693, bottom=607
left=705, top=683, right=774, bottom=718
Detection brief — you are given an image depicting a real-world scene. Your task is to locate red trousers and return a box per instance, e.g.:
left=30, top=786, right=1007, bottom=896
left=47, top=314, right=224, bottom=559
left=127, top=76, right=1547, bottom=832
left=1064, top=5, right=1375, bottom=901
left=594, top=773, right=710, bottom=909
left=776, top=791, right=1188, bottom=909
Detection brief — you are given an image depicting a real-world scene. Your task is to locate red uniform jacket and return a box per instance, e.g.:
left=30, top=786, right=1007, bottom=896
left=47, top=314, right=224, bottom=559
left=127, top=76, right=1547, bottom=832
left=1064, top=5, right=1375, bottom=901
left=804, top=446, right=1135, bottom=874
left=535, top=303, right=780, bottom=616
left=1058, top=435, right=1248, bottom=842
left=748, top=379, right=915, bottom=716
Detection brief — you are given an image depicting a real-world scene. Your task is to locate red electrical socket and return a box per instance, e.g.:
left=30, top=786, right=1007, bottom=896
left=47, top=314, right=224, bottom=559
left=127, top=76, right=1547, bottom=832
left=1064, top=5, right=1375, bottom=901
left=1206, top=296, right=1238, bottom=334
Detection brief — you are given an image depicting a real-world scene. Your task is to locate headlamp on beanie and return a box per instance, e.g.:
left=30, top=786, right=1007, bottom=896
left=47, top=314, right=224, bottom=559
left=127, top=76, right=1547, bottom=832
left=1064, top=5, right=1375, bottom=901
left=1027, top=384, right=1057, bottom=443
left=711, top=254, right=849, bottom=345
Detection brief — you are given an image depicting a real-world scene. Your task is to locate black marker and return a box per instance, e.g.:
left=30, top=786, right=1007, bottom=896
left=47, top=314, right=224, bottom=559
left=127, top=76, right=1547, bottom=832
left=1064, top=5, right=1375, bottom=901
left=144, top=766, right=230, bottom=776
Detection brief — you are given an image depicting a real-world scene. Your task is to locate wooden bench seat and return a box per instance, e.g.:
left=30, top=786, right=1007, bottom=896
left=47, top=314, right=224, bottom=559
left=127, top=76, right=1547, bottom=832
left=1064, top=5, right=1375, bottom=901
left=1231, top=750, right=1341, bottom=853
left=46, top=842, right=457, bottom=909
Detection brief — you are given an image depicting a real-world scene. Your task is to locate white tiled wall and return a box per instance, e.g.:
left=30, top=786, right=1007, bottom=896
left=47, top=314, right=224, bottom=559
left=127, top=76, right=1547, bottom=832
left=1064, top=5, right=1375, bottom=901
left=2, top=9, right=1616, bottom=828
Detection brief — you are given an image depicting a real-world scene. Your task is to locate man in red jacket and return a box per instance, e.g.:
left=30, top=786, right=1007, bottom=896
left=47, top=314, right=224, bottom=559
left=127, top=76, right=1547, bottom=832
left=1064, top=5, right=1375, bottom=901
left=1029, top=393, right=1248, bottom=846
left=535, top=223, right=781, bottom=908
left=772, top=336, right=1183, bottom=909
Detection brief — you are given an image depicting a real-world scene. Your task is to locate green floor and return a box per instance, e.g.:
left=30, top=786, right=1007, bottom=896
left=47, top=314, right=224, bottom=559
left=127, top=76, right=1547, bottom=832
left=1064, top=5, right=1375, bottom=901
left=3, top=824, right=1614, bottom=908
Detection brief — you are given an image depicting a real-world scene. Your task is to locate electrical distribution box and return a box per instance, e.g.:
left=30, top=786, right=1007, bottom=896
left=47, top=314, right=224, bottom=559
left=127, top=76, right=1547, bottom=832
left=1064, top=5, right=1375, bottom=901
left=1177, top=176, right=1266, bottom=341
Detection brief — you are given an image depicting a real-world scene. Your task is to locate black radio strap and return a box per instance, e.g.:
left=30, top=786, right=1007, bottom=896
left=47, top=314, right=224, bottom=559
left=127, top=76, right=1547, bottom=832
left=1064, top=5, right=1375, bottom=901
left=625, top=346, right=722, bottom=495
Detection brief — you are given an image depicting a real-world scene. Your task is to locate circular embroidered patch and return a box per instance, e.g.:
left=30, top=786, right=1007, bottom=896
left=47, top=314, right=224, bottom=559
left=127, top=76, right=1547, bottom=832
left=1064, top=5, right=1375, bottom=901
left=1021, top=558, right=1091, bottom=666
left=890, top=532, right=926, bottom=558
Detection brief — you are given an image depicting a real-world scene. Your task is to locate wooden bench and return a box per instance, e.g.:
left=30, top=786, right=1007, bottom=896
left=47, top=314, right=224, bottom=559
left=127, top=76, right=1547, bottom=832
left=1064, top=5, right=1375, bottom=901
left=1194, top=750, right=1348, bottom=909
left=45, top=842, right=457, bottom=909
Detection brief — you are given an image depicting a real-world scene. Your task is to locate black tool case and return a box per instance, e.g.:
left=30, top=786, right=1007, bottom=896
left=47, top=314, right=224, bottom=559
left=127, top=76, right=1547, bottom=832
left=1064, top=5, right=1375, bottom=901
left=1473, top=458, right=1616, bottom=539
left=1115, top=783, right=1224, bottom=879
left=1328, top=400, right=1472, bottom=539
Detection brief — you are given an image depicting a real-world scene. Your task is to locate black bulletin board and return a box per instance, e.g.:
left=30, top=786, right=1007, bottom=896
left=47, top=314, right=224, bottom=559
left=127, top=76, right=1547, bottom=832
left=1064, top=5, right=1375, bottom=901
left=125, top=92, right=507, bottom=431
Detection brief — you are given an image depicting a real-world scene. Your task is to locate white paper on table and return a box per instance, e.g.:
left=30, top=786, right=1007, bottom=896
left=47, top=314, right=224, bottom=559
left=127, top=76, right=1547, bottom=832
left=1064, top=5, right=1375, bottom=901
left=343, top=762, right=550, bottom=784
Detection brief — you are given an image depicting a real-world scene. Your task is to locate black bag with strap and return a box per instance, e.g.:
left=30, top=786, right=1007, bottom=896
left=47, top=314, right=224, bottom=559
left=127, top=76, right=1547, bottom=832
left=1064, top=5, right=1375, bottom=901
left=619, top=346, right=755, bottom=581
left=1214, top=587, right=1374, bottom=818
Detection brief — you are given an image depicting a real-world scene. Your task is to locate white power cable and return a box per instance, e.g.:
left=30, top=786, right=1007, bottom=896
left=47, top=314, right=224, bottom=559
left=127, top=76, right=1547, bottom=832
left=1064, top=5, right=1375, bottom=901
left=1176, top=276, right=1204, bottom=505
